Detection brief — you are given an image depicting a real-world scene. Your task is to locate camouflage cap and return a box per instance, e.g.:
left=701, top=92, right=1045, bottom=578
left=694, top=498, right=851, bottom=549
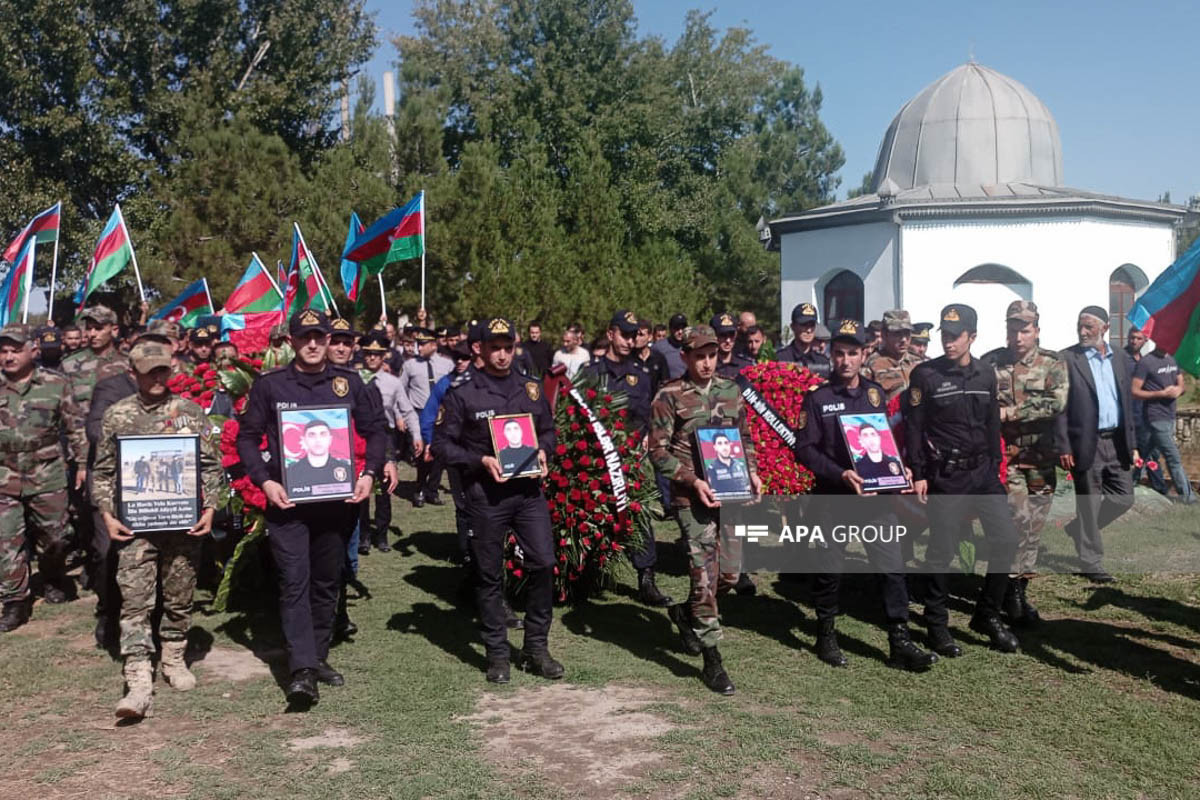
left=79, top=304, right=117, bottom=325
left=269, top=322, right=288, bottom=340
left=882, top=309, right=913, bottom=332
left=129, top=340, right=174, bottom=373
left=146, top=319, right=181, bottom=340
left=1006, top=300, right=1039, bottom=324
left=682, top=324, right=718, bottom=350
left=0, top=323, right=33, bottom=345
left=36, top=326, right=62, bottom=348
left=709, top=313, right=737, bottom=336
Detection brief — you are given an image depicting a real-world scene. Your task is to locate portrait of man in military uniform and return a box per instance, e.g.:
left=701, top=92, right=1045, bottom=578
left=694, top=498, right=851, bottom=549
left=280, top=410, right=355, bottom=501
left=839, top=414, right=909, bottom=492
left=489, top=414, right=539, bottom=478
left=697, top=428, right=752, bottom=499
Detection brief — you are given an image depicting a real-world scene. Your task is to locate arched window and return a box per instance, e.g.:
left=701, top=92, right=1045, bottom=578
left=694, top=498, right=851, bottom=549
left=949, top=264, right=1032, bottom=354
left=953, top=264, right=1032, bottom=290
left=1110, top=264, right=1148, bottom=348
left=823, top=271, right=864, bottom=323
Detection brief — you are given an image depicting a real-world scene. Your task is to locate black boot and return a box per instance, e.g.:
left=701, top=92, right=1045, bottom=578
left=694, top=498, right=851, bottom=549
left=886, top=623, right=938, bottom=671
left=815, top=617, right=848, bottom=667
left=700, top=646, right=735, bottom=695
left=1012, top=578, right=1041, bottom=627
left=314, top=661, right=345, bottom=686
left=286, top=669, right=319, bottom=707
left=371, top=529, right=391, bottom=553
left=668, top=603, right=702, bottom=655
left=970, top=610, right=1019, bottom=653
left=357, top=537, right=371, bottom=556
left=519, top=649, right=564, bottom=680
left=0, top=599, right=30, bottom=632
left=333, top=585, right=357, bottom=641
left=927, top=625, right=962, bottom=658
left=734, top=573, right=757, bottom=596
left=1002, top=580, right=1024, bottom=622
left=486, top=655, right=510, bottom=684
left=637, top=568, right=673, bottom=607
left=502, top=597, right=524, bottom=630
left=412, top=491, right=425, bottom=509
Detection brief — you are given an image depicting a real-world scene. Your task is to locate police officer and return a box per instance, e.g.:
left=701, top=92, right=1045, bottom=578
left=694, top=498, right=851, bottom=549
left=864, top=310, right=921, bottom=401
left=183, top=326, right=215, bottom=366
left=794, top=319, right=937, bottom=671
left=712, top=313, right=753, bottom=380
left=401, top=327, right=453, bottom=506
left=34, top=327, right=64, bottom=371
left=236, top=310, right=388, bottom=707
left=436, top=318, right=562, bottom=684
left=909, top=323, right=933, bottom=360
left=775, top=303, right=831, bottom=379
left=981, top=301, right=1069, bottom=627
left=903, top=304, right=1020, bottom=656
left=579, top=310, right=671, bottom=607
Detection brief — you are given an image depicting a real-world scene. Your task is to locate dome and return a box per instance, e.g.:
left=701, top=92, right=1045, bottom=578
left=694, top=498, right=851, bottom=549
left=870, top=63, right=1063, bottom=192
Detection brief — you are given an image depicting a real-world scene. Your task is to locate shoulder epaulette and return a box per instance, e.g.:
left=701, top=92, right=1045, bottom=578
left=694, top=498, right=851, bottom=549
left=449, top=371, right=472, bottom=389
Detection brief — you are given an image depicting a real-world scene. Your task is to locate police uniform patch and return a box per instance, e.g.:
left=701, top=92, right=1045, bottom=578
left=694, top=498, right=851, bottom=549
left=867, top=387, right=882, bottom=407
left=334, top=467, right=348, bottom=482
left=625, top=373, right=638, bottom=386
left=525, top=381, right=541, bottom=402
left=332, top=376, right=350, bottom=397
left=888, top=461, right=900, bottom=475
left=909, top=387, right=922, bottom=406
left=797, top=410, right=807, bottom=429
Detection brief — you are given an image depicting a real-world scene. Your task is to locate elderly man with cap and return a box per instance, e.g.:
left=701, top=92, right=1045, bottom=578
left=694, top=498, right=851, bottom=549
left=579, top=310, right=672, bottom=607
left=651, top=313, right=690, bottom=381
left=400, top=326, right=454, bottom=507
left=909, top=323, right=933, bottom=361
left=1055, top=306, right=1137, bottom=584
left=652, top=324, right=761, bottom=695
left=981, top=301, right=1069, bottom=626
left=775, top=303, right=831, bottom=380
left=436, top=317, right=562, bottom=684
left=0, top=324, right=87, bottom=632
left=903, top=304, right=1021, bottom=656
left=236, top=309, right=388, bottom=707
left=864, top=310, right=921, bottom=401
left=92, top=338, right=226, bottom=719
left=712, top=313, right=754, bottom=380
left=794, top=319, right=937, bottom=672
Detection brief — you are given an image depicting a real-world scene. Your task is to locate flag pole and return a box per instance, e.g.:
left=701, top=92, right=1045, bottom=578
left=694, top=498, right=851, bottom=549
left=293, top=222, right=340, bottom=317
left=378, top=272, right=387, bottom=321
left=46, top=201, right=61, bottom=321
left=420, top=190, right=426, bottom=310
left=19, top=241, right=36, bottom=323
left=253, top=251, right=284, bottom=298
left=118, top=204, right=146, bottom=302
left=202, top=277, right=214, bottom=312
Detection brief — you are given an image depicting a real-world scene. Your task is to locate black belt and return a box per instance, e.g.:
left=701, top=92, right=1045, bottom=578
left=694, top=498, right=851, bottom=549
left=1098, top=429, right=1117, bottom=438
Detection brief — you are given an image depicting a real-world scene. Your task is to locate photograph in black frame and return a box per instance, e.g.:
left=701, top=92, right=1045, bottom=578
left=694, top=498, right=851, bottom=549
left=836, top=412, right=912, bottom=493
left=116, top=434, right=201, bottom=532
left=694, top=425, right=754, bottom=501
left=488, top=412, right=542, bottom=479
left=278, top=403, right=356, bottom=502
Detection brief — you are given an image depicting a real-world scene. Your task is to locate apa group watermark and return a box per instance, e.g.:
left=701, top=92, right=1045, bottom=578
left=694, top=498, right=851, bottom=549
left=735, top=523, right=908, bottom=545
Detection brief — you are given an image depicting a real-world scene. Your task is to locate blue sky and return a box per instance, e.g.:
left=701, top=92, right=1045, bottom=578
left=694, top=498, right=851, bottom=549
left=363, top=0, right=1197, bottom=204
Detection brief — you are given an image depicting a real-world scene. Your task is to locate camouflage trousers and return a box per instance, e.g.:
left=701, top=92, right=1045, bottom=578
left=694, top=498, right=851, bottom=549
left=116, top=533, right=201, bottom=658
left=675, top=505, right=741, bottom=648
left=0, top=490, right=69, bottom=604
left=1005, top=462, right=1057, bottom=576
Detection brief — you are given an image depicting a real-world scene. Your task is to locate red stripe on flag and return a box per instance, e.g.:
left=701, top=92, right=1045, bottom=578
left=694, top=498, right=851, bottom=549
left=1141, top=277, right=1200, bottom=351
left=345, top=213, right=421, bottom=261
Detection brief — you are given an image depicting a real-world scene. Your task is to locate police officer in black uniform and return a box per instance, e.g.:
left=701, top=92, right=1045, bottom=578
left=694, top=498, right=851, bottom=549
left=236, top=309, right=388, bottom=707
left=903, top=304, right=1020, bottom=656
left=712, top=313, right=753, bottom=379
left=775, top=302, right=831, bottom=379
left=794, top=319, right=937, bottom=672
left=35, top=326, right=64, bottom=371
left=436, top=318, right=562, bottom=684
left=579, top=310, right=672, bottom=607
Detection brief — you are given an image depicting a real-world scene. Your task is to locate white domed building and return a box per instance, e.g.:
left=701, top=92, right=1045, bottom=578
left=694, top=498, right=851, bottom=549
left=767, top=62, right=1189, bottom=354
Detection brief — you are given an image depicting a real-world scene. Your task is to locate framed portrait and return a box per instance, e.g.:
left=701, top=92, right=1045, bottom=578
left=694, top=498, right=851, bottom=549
left=837, top=412, right=911, bottom=493
left=116, top=434, right=201, bottom=532
left=278, top=404, right=356, bottom=502
left=488, top=413, right=541, bottom=479
left=695, top=426, right=753, bottom=501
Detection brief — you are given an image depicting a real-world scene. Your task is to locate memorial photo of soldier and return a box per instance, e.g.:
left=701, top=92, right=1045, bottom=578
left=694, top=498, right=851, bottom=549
left=838, top=413, right=910, bottom=492
left=695, top=427, right=753, bottom=500
left=279, top=406, right=355, bottom=502
left=115, top=435, right=201, bottom=532
left=488, top=413, right=540, bottom=479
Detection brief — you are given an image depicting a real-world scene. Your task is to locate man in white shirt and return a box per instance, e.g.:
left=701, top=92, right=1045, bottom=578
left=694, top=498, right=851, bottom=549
left=552, top=323, right=589, bottom=377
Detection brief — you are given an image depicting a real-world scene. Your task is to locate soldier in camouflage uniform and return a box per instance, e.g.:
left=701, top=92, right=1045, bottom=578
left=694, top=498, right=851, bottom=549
left=981, top=301, right=1069, bottom=627
left=92, top=340, right=226, bottom=719
left=650, top=325, right=760, bottom=695
left=863, top=310, right=921, bottom=400
left=0, top=324, right=87, bottom=631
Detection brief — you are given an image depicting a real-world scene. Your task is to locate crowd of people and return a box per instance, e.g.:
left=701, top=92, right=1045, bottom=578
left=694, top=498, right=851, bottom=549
left=0, top=293, right=1192, bottom=716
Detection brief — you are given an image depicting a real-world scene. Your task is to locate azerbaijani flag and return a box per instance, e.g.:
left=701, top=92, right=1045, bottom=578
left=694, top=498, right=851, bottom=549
left=225, top=253, right=283, bottom=313
left=283, top=225, right=329, bottom=318
left=219, top=309, right=284, bottom=352
left=340, top=211, right=366, bottom=304
left=0, top=237, right=35, bottom=326
left=1129, top=235, right=1200, bottom=376
left=75, top=206, right=134, bottom=310
left=343, top=192, right=423, bottom=276
left=3, top=202, right=60, bottom=264
left=150, top=279, right=212, bottom=327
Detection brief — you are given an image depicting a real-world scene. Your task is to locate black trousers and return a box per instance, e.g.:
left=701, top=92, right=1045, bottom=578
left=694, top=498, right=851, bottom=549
left=416, top=455, right=445, bottom=500
left=923, top=463, right=1018, bottom=627
left=629, top=514, right=657, bottom=570
left=465, top=480, right=554, bottom=659
left=89, top=506, right=118, bottom=617
left=810, top=504, right=909, bottom=623
left=266, top=503, right=355, bottom=673
left=447, top=467, right=472, bottom=565
left=358, top=486, right=392, bottom=537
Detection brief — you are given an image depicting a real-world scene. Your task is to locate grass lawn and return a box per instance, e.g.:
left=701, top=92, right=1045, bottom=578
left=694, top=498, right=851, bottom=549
left=1, top=467, right=1198, bottom=799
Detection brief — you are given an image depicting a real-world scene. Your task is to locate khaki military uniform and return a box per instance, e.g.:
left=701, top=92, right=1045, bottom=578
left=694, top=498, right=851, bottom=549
left=863, top=350, right=921, bottom=400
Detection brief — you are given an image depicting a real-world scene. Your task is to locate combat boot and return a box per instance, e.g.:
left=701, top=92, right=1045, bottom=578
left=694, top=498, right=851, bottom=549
left=485, top=656, right=510, bottom=684
left=0, top=599, right=31, bottom=632
left=501, top=597, right=524, bottom=630
left=668, top=602, right=703, bottom=655
left=370, top=528, right=391, bottom=553
left=1002, top=580, right=1024, bottom=622
left=519, top=649, right=564, bottom=680
left=926, top=625, right=962, bottom=658
left=886, top=623, right=938, bottom=672
left=969, top=611, right=1019, bottom=653
left=637, top=568, right=673, bottom=607
left=815, top=617, right=848, bottom=667
left=1013, top=578, right=1041, bottom=627
left=734, top=572, right=757, bottom=596
left=115, top=658, right=154, bottom=719
left=160, top=640, right=196, bottom=691
left=700, top=646, right=735, bottom=695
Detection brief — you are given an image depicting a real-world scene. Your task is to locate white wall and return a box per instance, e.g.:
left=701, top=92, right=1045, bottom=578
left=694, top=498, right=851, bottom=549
left=778, top=221, right=897, bottom=336
left=900, top=216, right=1176, bottom=355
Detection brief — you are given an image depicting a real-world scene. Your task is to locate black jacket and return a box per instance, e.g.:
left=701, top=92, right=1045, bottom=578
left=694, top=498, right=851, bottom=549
left=1054, top=344, right=1136, bottom=471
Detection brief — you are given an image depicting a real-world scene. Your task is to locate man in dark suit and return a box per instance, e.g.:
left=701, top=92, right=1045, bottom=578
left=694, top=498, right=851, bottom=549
left=1054, top=306, right=1137, bottom=583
